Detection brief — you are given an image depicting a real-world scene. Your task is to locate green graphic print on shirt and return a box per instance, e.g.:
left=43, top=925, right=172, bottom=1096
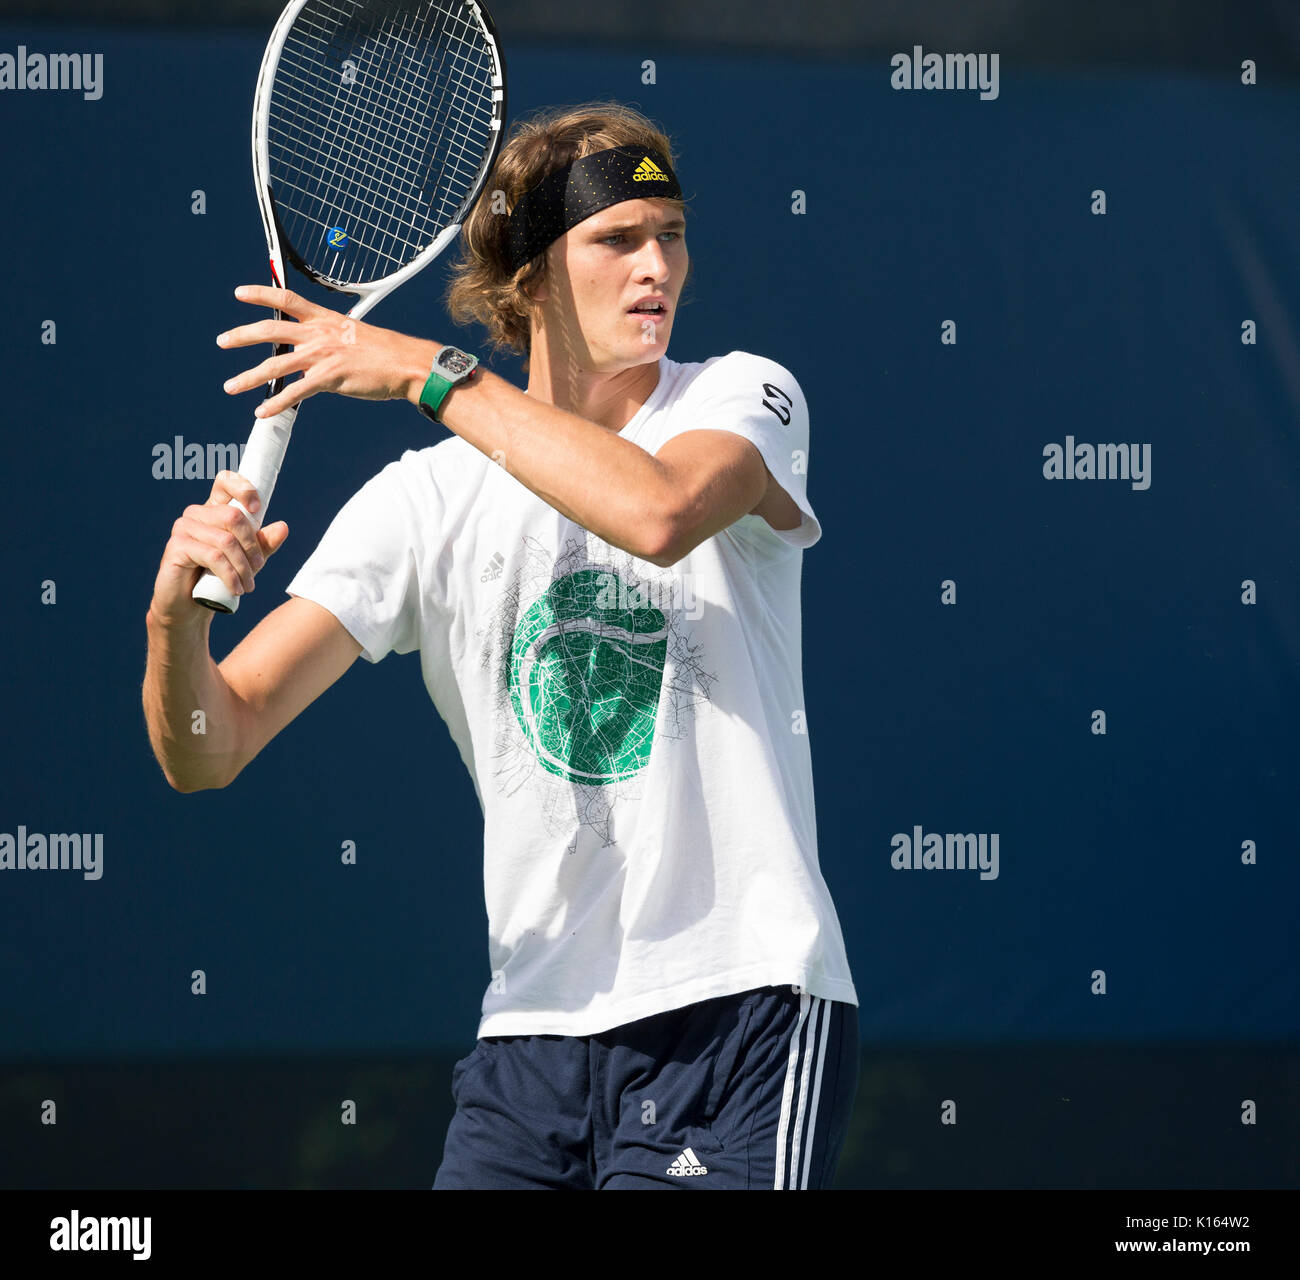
left=508, top=567, right=669, bottom=784
left=482, top=535, right=715, bottom=847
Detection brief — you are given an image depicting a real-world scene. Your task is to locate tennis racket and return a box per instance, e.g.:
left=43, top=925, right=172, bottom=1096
left=193, top=0, right=506, bottom=613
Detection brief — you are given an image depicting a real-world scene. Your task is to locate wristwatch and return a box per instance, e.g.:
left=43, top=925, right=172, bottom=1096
left=417, top=345, right=480, bottom=423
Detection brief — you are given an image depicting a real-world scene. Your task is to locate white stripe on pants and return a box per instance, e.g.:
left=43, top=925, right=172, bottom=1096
left=773, top=993, right=829, bottom=1189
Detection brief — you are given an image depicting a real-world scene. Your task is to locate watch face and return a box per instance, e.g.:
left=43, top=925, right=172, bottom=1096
left=437, top=348, right=476, bottom=377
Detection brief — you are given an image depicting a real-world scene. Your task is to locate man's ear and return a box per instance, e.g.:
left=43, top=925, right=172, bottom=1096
left=526, top=259, right=549, bottom=305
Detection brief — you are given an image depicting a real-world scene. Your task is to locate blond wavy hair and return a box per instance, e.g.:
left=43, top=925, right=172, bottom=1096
left=444, top=101, right=689, bottom=362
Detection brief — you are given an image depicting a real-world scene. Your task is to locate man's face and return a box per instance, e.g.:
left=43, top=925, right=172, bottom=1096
left=534, top=198, right=688, bottom=370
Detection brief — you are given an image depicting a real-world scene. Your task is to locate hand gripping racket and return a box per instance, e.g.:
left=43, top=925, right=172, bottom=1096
left=193, top=0, right=506, bottom=613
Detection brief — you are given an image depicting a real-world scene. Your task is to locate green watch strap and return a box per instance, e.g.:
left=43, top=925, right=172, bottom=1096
left=418, top=366, right=456, bottom=422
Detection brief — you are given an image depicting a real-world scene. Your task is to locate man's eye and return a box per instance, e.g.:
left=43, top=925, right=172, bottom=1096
left=600, top=231, right=682, bottom=245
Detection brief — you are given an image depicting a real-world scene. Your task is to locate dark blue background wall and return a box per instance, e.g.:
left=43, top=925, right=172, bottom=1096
left=2, top=24, right=1297, bottom=1064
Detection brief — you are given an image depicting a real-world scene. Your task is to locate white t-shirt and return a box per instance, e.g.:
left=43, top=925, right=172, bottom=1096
left=286, top=349, right=858, bottom=1037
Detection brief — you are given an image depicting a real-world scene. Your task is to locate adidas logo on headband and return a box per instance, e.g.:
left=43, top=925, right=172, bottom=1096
left=504, top=144, right=684, bottom=273
left=632, top=156, right=669, bottom=181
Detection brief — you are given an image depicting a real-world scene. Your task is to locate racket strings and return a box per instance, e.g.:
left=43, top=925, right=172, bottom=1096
left=267, top=0, right=498, bottom=284
left=277, top=3, right=487, bottom=270
left=292, top=2, right=443, bottom=205
left=285, top=0, right=488, bottom=244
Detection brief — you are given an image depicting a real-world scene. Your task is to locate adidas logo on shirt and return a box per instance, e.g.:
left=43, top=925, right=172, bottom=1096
left=666, top=1147, right=708, bottom=1176
left=633, top=156, right=669, bottom=182
left=480, top=550, right=504, bottom=582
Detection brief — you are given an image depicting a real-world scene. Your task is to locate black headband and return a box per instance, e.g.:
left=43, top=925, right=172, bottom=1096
left=505, top=144, right=683, bottom=274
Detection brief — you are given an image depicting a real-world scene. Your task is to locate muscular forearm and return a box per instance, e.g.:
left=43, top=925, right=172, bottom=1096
left=219, top=289, right=681, bottom=563
left=142, top=606, right=245, bottom=792
left=402, top=345, right=678, bottom=564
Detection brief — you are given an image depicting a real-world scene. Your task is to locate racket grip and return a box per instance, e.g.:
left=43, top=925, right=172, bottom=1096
left=192, top=406, right=298, bottom=614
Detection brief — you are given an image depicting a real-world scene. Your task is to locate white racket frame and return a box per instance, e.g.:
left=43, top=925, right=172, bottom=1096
left=193, top=0, right=505, bottom=613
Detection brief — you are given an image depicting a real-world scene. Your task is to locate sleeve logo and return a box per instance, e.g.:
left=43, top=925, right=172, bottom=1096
left=761, top=382, right=793, bottom=425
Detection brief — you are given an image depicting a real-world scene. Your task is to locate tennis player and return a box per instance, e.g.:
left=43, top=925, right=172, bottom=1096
left=143, top=102, right=858, bottom=1189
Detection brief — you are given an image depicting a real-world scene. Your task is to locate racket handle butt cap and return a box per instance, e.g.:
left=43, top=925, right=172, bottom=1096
left=192, top=572, right=240, bottom=615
